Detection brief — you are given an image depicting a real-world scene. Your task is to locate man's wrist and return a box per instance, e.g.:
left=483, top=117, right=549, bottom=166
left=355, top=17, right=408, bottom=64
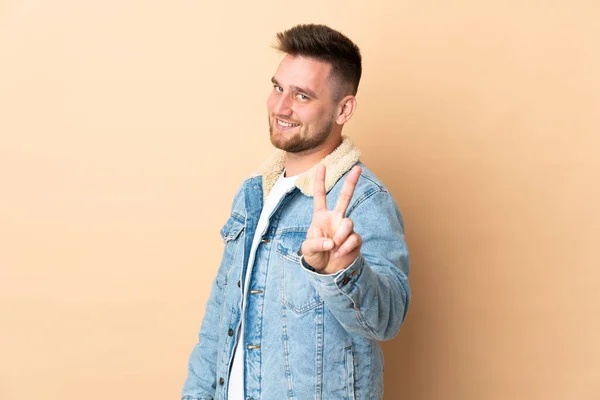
left=299, top=253, right=318, bottom=272
left=299, top=250, right=358, bottom=276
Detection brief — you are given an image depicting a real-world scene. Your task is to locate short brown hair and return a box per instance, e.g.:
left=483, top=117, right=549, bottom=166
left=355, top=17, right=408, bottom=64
left=274, top=24, right=362, bottom=99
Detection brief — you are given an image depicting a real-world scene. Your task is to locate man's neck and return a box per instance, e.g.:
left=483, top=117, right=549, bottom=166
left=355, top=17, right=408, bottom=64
left=283, top=135, right=343, bottom=177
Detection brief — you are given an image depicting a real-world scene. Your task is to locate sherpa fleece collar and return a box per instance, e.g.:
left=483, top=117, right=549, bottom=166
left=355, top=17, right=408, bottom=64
left=256, top=136, right=361, bottom=198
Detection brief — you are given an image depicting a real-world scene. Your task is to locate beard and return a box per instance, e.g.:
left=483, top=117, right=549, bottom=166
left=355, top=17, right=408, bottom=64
left=268, top=115, right=334, bottom=153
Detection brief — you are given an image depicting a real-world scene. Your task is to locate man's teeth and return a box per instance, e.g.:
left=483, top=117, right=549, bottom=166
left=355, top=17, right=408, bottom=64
left=277, top=119, right=300, bottom=127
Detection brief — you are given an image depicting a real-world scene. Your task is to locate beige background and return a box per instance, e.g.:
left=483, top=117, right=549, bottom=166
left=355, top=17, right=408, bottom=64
left=1, top=1, right=599, bottom=399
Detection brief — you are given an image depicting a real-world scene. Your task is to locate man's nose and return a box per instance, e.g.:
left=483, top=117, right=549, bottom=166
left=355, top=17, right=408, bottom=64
left=273, top=93, right=293, bottom=116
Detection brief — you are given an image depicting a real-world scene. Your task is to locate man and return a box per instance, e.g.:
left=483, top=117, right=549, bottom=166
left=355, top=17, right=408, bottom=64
left=182, top=24, right=410, bottom=400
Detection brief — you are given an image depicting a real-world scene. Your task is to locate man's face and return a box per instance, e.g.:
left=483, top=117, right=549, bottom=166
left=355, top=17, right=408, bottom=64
left=267, top=55, right=339, bottom=153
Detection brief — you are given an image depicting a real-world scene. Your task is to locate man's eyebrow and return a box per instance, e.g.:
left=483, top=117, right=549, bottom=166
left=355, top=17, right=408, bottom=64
left=271, top=77, right=318, bottom=99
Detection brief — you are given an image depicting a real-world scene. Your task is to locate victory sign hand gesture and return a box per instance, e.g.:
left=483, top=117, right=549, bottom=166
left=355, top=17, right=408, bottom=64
left=301, top=164, right=363, bottom=275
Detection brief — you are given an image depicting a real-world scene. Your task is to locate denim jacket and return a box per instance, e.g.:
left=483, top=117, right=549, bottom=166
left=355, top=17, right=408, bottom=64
left=182, top=137, right=410, bottom=400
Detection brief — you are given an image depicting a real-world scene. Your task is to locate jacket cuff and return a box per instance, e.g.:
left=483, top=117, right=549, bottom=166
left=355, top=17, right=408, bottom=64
left=300, top=254, right=363, bottom=294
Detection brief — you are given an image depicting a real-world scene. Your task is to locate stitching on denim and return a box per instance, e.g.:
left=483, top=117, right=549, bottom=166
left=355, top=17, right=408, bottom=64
left=347, top=187, right=386, bottom=216
left=345, top=346, right=356, bottom=400
left=281, top=303, right=296, bottom=398
left=314, top=303, right=324, bottom=400
left=357, top=172, right=386, bottom=191
left=353, top=306, right=381, bottom=340
left=223, top=229, right=243, bottom=287
left=276, top=226, right=310, bottom=235
left=280, top=254, right=323, bottom=314
left=335, top=257, right=384, bottom=340
left=230, top=212, right=245, bottom=223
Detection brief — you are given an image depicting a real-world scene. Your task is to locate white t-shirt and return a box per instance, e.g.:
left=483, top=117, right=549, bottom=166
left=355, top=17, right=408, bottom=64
left=227, top=171, right=298, bottom=399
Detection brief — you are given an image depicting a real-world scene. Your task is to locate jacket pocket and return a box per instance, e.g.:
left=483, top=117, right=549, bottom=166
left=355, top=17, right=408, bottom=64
left=345, top=346, right=356, bottom=400
left=216, top=215, right=245, bottom=288
left=276, top=231, right=323, bottom=314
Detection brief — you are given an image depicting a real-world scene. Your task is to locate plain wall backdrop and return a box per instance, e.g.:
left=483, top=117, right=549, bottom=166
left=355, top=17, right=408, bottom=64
left=1, top=1, right=599, bottom=399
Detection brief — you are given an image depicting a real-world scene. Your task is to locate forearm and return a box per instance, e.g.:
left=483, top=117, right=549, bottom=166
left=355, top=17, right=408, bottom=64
left=303, top=253, right=410, bottom=340
left=181, top=279, right=223, bottom=399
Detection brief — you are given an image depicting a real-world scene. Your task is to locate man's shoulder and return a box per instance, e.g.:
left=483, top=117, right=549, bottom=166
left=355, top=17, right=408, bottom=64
left=341, top=161, right=403, bottom=216
left=325, top=160, right=392, bottom=201
left=354, top=162, right=388, bottom=192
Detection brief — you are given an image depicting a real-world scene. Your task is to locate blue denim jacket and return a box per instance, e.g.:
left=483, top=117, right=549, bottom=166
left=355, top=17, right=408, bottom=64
left=182, top=138, right=410, bottom=400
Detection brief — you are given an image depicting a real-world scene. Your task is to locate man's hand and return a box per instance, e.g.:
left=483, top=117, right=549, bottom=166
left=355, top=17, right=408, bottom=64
left=300, top=164, right=363, bottom=274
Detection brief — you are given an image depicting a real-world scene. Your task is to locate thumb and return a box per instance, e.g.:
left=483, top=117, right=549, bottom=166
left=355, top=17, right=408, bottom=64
left=301, top=237, right=335, bottom=256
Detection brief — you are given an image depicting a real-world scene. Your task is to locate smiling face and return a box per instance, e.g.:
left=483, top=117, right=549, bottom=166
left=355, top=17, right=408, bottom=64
left=267, top=55, right=341, bottom=154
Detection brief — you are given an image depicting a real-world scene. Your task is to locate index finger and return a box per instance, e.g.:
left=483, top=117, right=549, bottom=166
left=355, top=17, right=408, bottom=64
left=334, top=166, right=362, bottom=215
left=313, top=164, right=327, bottom=211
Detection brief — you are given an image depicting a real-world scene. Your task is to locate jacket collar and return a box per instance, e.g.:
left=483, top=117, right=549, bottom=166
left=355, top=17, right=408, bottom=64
left=256, top=136, right=361, bottom=198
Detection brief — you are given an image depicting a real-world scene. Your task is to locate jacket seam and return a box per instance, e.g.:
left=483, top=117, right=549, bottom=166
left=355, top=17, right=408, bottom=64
left=346, top=185, right=387, bottom=216
left=230, top=212, right=245, bottom=223
left=356, top=172, right=386, bottom=191
left=335, top=257, right=387, bottom=341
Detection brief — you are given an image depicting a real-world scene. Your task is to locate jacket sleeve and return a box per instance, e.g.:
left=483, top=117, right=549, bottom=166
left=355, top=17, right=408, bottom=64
left=303, top=189, right=410, bottom=341
left=182, top=188, right=246, bottom=400
left=181, top=260, right=225, bottom=400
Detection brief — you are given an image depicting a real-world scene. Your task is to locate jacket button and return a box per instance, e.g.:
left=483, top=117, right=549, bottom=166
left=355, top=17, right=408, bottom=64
left=228, top=328, right=234, bottom=336
left=219, top=377, right=224, bottom=385
left=237, top=280, right=241, bottom=287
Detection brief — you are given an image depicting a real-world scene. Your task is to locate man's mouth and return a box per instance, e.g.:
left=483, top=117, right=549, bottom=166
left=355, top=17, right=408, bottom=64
left=276, top=118, right=300, bottom=128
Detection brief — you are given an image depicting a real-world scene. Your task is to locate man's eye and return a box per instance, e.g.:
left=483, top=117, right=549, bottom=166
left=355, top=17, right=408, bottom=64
left=273, top=85, right=283, bottom=93
left=296, top=93, right=309, bottom=101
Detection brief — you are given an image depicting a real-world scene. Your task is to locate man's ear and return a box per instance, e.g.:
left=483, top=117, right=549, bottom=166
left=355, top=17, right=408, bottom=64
left=336, top=95, right=357, bottom=125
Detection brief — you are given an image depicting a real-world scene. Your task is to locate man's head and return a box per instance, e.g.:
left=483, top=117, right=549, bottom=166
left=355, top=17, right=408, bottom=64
left=274, top=24, right=362, bottom=100
left=267, top=24, right=362, bottom=154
